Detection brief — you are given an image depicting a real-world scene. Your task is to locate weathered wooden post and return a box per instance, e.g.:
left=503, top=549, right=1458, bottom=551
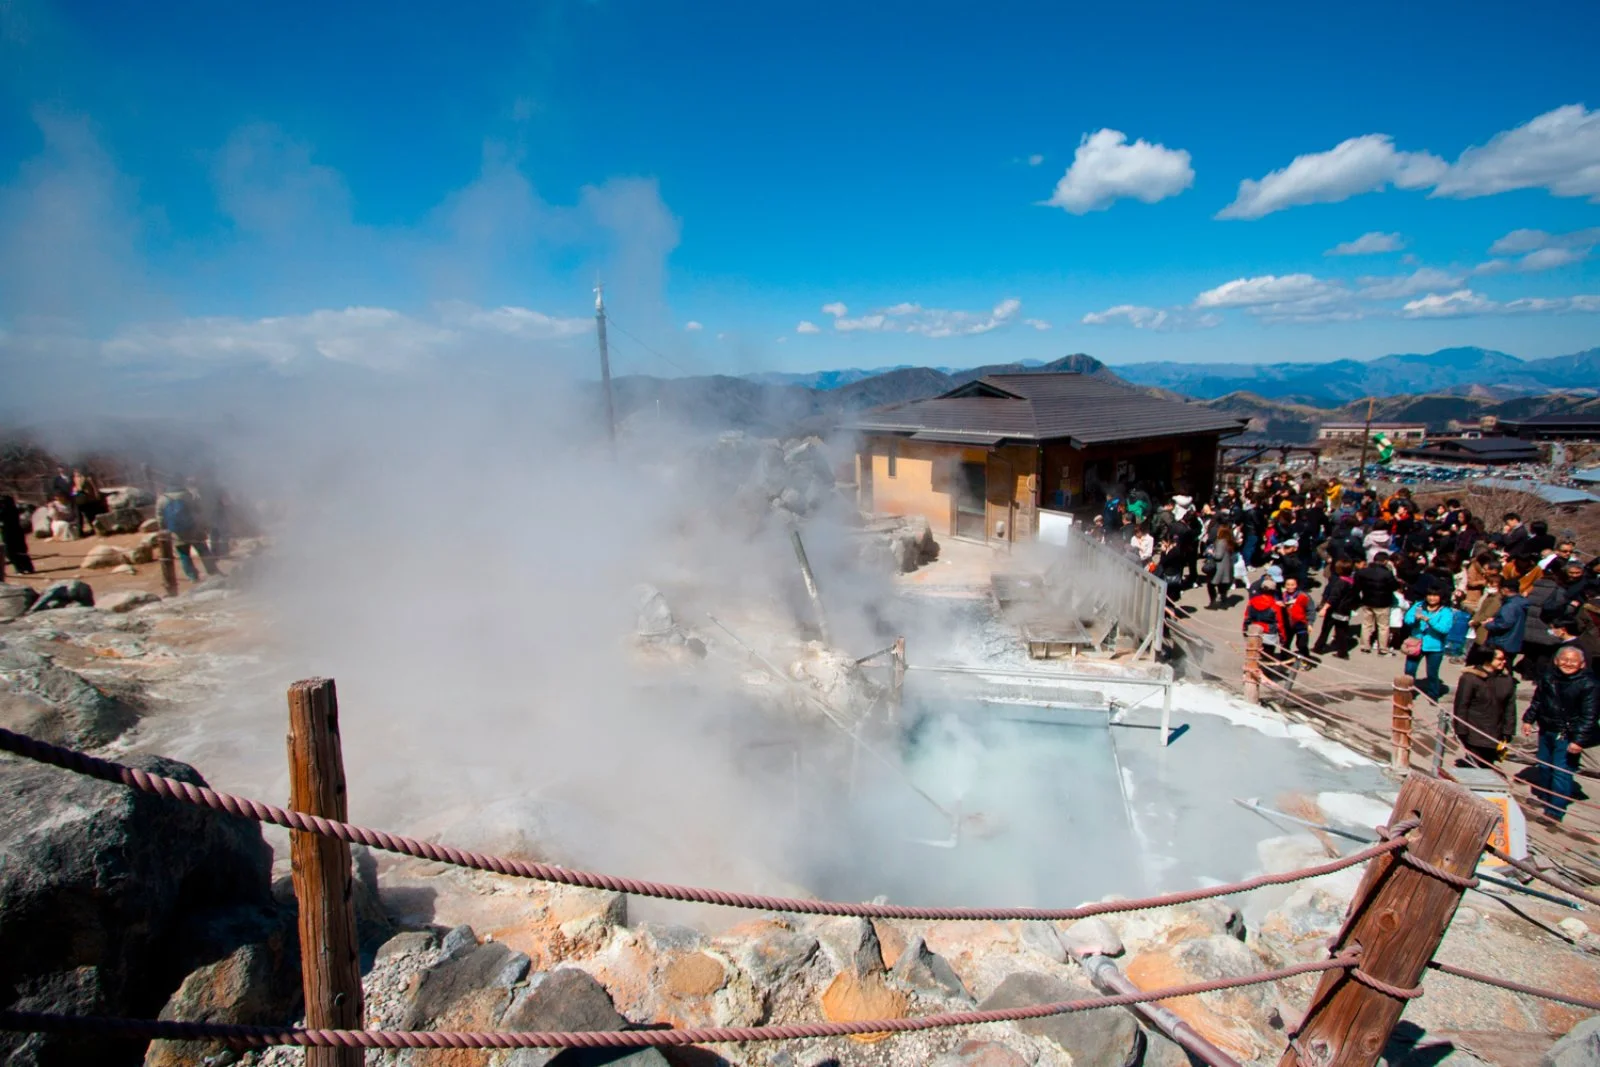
left=157, top=532, right=179, bottom=597
left=287, top=679, right=365, bottom=1067
left=891, top=636, right=906, bottom=717
left=1243, top=629, right=1263, bottom=704
left=789, top=527, right=832, bottom=646
left=1281, top=774, right=1498, bottom=1067
left=1391, top=675, right=1414, bottom=775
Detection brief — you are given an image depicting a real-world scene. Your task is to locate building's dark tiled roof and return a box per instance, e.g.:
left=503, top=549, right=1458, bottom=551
left=1499, top=412, right=1600, bottom=428
left=1426, top=438, right=1542, bottom=456
left=843, top=373, right=1246, bottom=446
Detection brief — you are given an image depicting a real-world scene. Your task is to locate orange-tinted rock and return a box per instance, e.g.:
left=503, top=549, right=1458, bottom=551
left=819, top=970, right=908, bottom=1043
left=874, top=919, right=909, bottom=969
left=1125, top=937, right=1280, bottom=1064
left=665, top=953, right=728, bottom=998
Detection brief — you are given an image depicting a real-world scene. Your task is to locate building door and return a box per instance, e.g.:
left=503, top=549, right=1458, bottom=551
left=955, top=461, right=987, bottom=540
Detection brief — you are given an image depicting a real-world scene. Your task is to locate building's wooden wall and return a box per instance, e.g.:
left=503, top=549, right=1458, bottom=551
left=863, top=439, right=960, bottom=533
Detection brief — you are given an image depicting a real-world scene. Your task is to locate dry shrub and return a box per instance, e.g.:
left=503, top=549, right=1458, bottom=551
left=1415, top=485, right=1600, bottom=552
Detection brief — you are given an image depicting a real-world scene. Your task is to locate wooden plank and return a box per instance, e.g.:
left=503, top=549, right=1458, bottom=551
left=287, top=678, right=365, bottom=1067
left=1280, top=774, right=1499, bottom=1067
left=157, top=532, right=179, bottom=597
left=1391, top=675, right=1414, bottom=775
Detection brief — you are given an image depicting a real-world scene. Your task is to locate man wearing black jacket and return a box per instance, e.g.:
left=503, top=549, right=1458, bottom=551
left=1523, top=646, right=1600, bottom=823
left=1354, top=553, right=1401, bottom=655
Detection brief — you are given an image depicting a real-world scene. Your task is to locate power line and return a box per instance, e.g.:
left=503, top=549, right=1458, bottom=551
left=603, top=315, right=701, bottom=376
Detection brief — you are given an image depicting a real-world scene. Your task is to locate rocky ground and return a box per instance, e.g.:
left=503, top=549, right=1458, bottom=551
left=3, top=547, right=1599, bottom=1067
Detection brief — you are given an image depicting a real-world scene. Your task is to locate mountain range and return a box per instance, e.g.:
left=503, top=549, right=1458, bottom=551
left=748, top=346, right=1600, bottom=408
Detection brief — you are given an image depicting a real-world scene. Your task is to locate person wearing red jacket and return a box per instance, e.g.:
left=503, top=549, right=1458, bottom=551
left=1280, top=577, right=1314, bottom=661
left=1244, top=578, right=1287, bottom=670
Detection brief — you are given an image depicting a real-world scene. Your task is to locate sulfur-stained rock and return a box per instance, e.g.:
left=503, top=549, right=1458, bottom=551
left=502, top=968, right=669, bottom=1067
left=143, top=938, right=300, bottom=1067
left=814, top=915, right=884, bottom=974
left=818, top=970, right=908, bottom=1044
left=1125, top=935, right=1282, bottom=1064
left=1546, top=1016, right=1600, bottom=1067
left=664, top=952, right=728, bottom=998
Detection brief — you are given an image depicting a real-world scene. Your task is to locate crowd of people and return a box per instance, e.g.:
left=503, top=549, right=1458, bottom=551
left=0, top=466, right=232, bottom=585
left=1086, top=472, right=1599, bottom=827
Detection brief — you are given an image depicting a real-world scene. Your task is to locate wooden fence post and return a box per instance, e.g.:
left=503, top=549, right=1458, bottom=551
left=287, top=679, right=365, bottom=1067
left=1243, top=629, right=1263, bottom=704
left=1391, top=675, right=1414, bottom=775
left=157, top=533, right=179, bottom=598
left=1280, top=774, right=1499, bottom=1067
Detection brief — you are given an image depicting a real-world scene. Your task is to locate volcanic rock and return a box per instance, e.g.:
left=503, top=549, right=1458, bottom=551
left=979, top=971, right=1142, bottom=1067
left=143, top=931, right=301, bottom=1067
left=0, top=639, right=138, bottom=746
left=890, top=936, right=972, bottom=1002
left=502, top=968, right=669, bottom=1066
left=1546, top=1017, right=1600, bottom=1067
left=93, top=508, right=145, bottom=536
left=1060, top=917, right=1124, bottom=958
left=0, top=754, right=274, bottom=1067
left=99, top=590, right=161, bottom=614
left=80, top=544, right=130, bottom=570
left=726, top=922, right=818, bottom=989
left=0, top=583, right=37, bottom=621
left=930, top=1040, right=1032, bottom=1067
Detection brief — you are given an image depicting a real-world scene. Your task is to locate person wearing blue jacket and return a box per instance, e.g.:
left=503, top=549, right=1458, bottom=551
left=1404, top=590, right=1454, bottom=700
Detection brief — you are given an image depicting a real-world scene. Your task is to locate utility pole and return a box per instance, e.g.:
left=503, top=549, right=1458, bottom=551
left=1356, top=396, right=1375, bottom=484
left=594, top=281, right=617, bottom=454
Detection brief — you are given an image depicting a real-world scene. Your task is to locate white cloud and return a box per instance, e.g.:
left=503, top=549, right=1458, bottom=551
left=98, top=302, right=591, bottom=374
left=827, top=297, right=1026, bottom=337
left=795, top=320, right=820, bottom=334
left=1043, top=128, right=1194, bottom=213
left=821, top=301, right=848, bottom=317
left=1432, top=104, right=1600, bottom=201
left=1479, top=226, right=1599, bottom=274
left=1193, top=274, right=1338, bottom=309
left=1355, top=267, right=1466, bottom=300
left=445, top=303, right=591, bottom=340
left=1518, top=246, right=1587, bottom=271
left=1218, top=135, right=1445, bottom=220
left=1023, top=318, right=1051, bottom=330
left=1326, top=231, right=1405, bottom=256
left=1402, top=288, right=1600, bottom=318
left=683, top=320, right=703, bottom=331
left=1027, top=154, right=1044, bottom=167
left=1081, top=305, right=1221, bottom=331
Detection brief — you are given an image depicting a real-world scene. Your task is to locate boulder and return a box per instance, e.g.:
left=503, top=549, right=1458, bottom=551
left=143, top=929, right=300, bottom=1067
left=930, top=1040, right=1031, bottom=1067
left=0, top=754, right=274, bottom=1067
left=1060, top=917, right=1124, bottom=959
left=727, top=923, right=818, bottom=989
left=79, top=544, right=129, bottom=570
left=98, top=590, right=160, bottom=614
left=1546, top=1017, right=1600, bottom=1067
left=0, top=583, right=38, bottom=621
left=402, top=939, right=522, bottom=1029
left=30, top=507, right=51, bottom=538
left=105, top=487, right=155, bottom=511
left=93, top=508, right=144, bottom=536
left=503, top=968, right=670, bottom=1066
left=126, top=542, right=155, bottom=565
left=139, top=518, right=161, bottom=533
left=890, top=936, right=971, bottom=1002
left=815, top=916, right=885, bottom=974
left=0, top=639, right=138, bottom=746
left=633, top=584, right=676, bottom=639
left=26, top=580, right=95, bottom=612
left=376, top=929, right=440, bottom=964
left=979, top=971, right=1143, bottom=1067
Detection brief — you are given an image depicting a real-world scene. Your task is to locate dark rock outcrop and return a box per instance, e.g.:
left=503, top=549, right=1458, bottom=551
left=0, top=753, right=276, bottom=1066
left=0, top=639, right=138, bottom=747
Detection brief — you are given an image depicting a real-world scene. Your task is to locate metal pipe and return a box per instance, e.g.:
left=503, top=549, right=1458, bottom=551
left=789, top=527, right=832, bottom=645
left=904, top=663, right=1170, bottom=689
left=1075, top=952, right=1244, bottom=1067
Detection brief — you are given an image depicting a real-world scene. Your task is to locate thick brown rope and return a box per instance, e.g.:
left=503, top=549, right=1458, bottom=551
left=1486, top=845, right=1600, bottom=909
left=0, top=726, right=1408, bottom=922
left=1427, top=961, right=1600, bottom=1011
left=0, top=955, right=1357, bottom=1048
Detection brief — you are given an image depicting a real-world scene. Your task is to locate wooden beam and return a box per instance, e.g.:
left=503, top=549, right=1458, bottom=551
left=157, top=532, right=179, bottom=597
left=1281, top=774, right=1499, bottom=1067
left=287, top=678, right=365, bottom=1067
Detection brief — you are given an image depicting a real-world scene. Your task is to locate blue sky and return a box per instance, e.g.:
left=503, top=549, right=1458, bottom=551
left=2, top=0, right=1599, bottom=381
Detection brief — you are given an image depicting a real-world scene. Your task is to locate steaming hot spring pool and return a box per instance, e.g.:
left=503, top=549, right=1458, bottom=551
left=807, top=672, right=1392, bottom=910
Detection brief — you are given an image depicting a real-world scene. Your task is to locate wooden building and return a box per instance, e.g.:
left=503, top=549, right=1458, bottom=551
left=844, top=373, right=1246, bottom=542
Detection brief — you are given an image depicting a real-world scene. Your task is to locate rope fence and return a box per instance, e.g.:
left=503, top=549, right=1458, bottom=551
left=0, top=726, right=1403, bottom=922
left=2, top=701, right=1597, bottom=1057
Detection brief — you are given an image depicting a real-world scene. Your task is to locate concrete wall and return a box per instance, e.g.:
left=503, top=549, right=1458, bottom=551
left=863, top=438, right=960, bottom=533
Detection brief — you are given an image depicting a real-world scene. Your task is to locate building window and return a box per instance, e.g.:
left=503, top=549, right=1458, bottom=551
left=887, top=441, right=898, bottom=478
